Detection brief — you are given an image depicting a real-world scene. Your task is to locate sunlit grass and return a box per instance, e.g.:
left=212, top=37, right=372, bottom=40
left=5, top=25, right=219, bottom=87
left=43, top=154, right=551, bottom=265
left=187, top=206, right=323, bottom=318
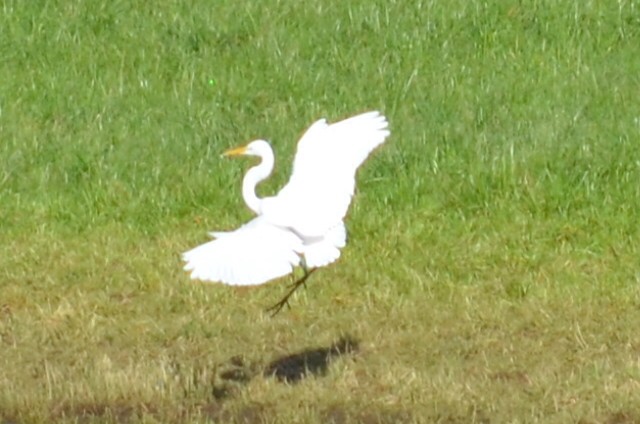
left=2, top=0, right=640, bottom=422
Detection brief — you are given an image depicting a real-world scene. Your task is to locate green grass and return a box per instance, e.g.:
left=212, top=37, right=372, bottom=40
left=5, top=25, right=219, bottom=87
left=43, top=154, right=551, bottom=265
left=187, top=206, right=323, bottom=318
left=2, top=0, right=640, bottom=422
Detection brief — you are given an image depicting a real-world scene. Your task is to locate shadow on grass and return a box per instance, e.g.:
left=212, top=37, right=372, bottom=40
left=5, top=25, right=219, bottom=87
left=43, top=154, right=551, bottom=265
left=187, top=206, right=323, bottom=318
left=42, top=336, right=362, bottom=424
left=209, top=334, right=359, bottom=402
left=263, top=335, right=359, bottom=383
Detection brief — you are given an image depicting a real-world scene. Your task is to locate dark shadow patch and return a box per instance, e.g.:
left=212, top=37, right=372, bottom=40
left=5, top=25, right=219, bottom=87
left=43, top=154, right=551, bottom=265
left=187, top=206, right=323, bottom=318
left=212, top=354, right=258, bottom=400
left=219, top=368, right=251, bottom=383
left=208, top=335, right=360, bottom=404
left=263, top=335, right=359, bottom=383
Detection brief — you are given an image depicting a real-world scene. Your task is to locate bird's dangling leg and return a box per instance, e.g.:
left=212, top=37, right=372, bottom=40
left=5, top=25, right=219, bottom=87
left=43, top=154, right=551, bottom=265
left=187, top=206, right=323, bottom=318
left=266, top=267, right=317, bottom=316
left=297, top=256, right=312, bottom=290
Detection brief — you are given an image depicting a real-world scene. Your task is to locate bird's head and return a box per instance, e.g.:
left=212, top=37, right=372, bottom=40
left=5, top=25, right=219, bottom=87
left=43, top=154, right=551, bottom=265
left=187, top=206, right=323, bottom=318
left=223, top=139, right=270, bottom=158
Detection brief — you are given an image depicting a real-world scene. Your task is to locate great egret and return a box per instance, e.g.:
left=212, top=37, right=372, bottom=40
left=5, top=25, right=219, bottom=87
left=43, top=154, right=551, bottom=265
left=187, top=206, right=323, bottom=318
left=183, top=111, right=390, bottom=314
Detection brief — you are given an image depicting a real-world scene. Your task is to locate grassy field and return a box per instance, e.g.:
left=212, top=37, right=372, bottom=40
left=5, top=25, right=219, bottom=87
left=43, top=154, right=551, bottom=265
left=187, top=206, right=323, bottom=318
left=2, top=0, right=640, bottom=422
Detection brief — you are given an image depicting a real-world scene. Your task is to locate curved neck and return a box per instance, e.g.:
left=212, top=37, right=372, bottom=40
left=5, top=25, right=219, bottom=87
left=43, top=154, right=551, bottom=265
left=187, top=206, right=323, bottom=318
left=242, top=149, right=274, bottom=214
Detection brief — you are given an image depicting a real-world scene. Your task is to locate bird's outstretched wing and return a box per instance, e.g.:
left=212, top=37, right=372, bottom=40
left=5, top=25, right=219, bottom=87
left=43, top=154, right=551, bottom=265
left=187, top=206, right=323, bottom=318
left=182, top=217, right=302, bottom=286
left=265, top=111, right=390, bottom=237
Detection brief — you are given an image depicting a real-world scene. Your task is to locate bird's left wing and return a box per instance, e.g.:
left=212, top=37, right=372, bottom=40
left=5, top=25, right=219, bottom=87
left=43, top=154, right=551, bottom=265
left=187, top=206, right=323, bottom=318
left=266, top=111, right=389, bottom=236
left=182, top=217, right=303, bottom=286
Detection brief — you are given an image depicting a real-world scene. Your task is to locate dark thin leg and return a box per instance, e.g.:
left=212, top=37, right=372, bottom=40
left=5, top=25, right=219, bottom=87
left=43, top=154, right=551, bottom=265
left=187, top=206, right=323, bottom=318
left=298, top=257, right=311, bottom=290
left=266, top=268, right=318, bottom=316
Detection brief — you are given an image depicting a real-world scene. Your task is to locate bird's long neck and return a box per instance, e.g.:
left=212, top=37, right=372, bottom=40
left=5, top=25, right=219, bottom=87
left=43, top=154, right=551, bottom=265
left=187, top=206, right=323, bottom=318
left=242, top=149, right=274, bottom=215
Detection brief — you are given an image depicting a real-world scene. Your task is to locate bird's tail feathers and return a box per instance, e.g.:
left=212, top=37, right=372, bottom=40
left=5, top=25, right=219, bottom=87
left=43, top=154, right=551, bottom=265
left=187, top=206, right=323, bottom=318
left=302, top=223, right=346, bottom=268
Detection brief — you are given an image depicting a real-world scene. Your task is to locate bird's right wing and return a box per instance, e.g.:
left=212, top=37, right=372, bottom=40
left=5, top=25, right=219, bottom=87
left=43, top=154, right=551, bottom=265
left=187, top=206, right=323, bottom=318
left=182, top=217, right=302, bottom=286
left=267, top=111, right=389, bottom=236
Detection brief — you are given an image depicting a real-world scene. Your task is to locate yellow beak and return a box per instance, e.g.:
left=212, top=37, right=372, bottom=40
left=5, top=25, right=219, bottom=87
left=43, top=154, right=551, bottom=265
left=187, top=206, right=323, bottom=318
left=222, top=145, right=248, bottom=157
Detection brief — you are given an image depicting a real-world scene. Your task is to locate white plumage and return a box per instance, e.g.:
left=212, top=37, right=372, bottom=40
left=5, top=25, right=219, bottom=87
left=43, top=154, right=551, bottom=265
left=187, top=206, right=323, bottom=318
left=183, top=111, right=390, bottom=287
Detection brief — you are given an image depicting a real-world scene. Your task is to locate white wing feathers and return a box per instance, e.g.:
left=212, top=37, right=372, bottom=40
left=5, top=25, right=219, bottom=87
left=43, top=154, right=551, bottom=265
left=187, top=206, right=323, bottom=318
left=264, top=111, right=390, bottom=237
left=293, top=111, right=389, bottom=177
left=183, top=111, right=389, bottom=287
left=182, top=217, right=302, bottom=286
left=301, top=222, right=347, bottom=268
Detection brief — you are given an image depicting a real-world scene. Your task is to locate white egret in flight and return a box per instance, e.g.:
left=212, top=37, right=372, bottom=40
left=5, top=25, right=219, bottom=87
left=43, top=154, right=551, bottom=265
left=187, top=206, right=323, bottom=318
left=183, top=111, right=390, bottom=314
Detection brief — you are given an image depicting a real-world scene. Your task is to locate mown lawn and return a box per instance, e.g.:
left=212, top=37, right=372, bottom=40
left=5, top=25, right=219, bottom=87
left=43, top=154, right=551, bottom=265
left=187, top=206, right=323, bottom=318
left=2, top=0, right=640, bottom=422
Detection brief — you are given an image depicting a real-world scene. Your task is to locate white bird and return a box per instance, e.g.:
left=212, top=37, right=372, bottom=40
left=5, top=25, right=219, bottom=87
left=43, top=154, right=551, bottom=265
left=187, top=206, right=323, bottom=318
left=182, top=111, right=390, bottom=313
